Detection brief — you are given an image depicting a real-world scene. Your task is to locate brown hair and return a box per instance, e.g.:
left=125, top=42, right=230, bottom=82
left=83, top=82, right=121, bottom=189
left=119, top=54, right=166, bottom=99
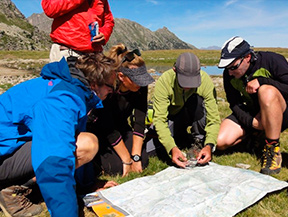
left=75, top=53, right=116, bottom=86
left=107, top=43, right=145, bottom=70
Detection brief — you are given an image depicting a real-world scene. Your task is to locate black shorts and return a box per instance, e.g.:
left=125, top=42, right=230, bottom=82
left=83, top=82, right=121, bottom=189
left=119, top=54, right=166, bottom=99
left=0, top=141, right=34, bottom=189
left=227, top=101, right=288, bottom=133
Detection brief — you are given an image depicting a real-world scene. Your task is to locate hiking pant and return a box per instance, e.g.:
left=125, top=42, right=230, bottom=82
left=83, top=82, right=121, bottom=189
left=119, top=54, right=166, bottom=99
left=94, top=131, right=149, bottom=175
left=146, top=94, right=206, bottom=155
left=0, top=141, right=34, bottom=190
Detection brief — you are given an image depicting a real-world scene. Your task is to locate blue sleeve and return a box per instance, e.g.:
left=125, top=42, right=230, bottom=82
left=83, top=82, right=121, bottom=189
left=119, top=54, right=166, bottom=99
left=31, top=92, right=86, bottom=217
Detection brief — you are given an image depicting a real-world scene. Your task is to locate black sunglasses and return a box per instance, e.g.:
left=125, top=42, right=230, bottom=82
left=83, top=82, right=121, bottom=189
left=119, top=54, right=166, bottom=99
left=121, top=49, right=141, bottom=63
left=226, top=57, right=244, bottom=71
left=105, top=83, right=115, bottom=91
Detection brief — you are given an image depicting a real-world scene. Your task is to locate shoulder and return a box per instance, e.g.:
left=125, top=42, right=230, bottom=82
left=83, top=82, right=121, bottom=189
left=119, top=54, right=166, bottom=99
left=157, top=69, right=176, bottom=85
left=199, top=70, right=213, bottom=85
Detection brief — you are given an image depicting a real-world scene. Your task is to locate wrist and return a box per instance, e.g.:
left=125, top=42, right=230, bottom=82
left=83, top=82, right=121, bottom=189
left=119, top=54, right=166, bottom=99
left=205, top=143, right=216, bottom=153
left=131, top=154, right=142, bottom=162
left=122, top=160, right=133, bottom=165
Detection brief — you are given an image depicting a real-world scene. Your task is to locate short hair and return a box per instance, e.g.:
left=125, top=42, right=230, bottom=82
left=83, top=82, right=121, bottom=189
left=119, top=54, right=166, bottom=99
left=76, top=53, right=116, bottom=86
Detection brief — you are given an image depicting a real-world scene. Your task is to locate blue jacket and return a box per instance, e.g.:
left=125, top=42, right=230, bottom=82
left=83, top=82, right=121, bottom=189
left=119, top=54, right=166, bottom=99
left=0, top=58, right=102, bottom=216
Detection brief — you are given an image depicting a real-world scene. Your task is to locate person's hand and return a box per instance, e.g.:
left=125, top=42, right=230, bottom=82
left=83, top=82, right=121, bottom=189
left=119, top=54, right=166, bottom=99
left=197, top=145, right=212, bottom=165
left=92, top=32, right=105, bottom=45
left=246, top=79, right=260, bottom=94
left=131, top=161, right=143, bottom=173
left=122, top=163, right=132, bottom=177
left=171, top=146, right=187, bottom=168
left=96, top=180, right=118, bottom=191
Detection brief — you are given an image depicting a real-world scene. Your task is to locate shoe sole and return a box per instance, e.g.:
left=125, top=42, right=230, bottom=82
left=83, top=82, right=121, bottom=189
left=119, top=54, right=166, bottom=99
left=260, top=168, right=281, bottom=175
left=0, top=194, right=13, bottom=217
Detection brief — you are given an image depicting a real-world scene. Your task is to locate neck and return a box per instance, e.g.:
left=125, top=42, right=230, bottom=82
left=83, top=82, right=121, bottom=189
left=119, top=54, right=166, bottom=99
left=119, top=84, right=129, bottom=92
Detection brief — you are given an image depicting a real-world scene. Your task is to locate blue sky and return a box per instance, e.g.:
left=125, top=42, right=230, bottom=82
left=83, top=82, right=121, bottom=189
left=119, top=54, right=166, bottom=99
left=12, top=0, right=288, bottom=48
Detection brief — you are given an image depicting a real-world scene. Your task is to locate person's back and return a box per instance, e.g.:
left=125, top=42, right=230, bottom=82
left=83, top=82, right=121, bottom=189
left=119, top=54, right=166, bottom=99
left=0, top=54, right=117, bottom=217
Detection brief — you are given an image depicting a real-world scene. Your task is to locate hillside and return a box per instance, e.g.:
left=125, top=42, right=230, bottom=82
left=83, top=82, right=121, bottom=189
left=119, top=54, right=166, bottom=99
left=27, top=12, right=196, bottom=51
left=0, top=0, right=51, bottom=50
left=105, top=18, right=196, bottom=50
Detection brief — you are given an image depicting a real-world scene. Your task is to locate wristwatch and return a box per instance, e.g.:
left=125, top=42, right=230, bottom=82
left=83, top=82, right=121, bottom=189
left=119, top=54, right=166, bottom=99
left=206, top=143, right=216, bottom=153
left=131, top=154, right=142, bottom=162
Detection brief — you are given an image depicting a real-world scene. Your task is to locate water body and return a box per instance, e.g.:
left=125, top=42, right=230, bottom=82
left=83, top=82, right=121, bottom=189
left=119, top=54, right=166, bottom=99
left=201, top=66, right=223, bottom=76
left=148, top=65, right=223, bottom=76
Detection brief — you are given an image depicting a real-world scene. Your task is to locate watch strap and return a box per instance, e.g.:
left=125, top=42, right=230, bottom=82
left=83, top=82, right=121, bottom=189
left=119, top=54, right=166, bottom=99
left=206, top=143, right=216, bottom=153
left=131, top=154, right=142, bottom=162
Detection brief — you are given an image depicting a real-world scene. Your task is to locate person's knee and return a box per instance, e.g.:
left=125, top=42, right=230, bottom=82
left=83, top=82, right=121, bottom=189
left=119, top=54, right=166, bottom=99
left=258, top=85, right=280, bottom=105
left=217, top=134, right=229, bottom=150
left=75, top=132, right=99, bottom=167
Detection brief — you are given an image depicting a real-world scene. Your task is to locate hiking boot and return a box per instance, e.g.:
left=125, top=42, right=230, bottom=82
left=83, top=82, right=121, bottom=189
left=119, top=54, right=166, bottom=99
left=0, top=185, right=42, bottom=217
left=260, top=143, right=282, bottom=175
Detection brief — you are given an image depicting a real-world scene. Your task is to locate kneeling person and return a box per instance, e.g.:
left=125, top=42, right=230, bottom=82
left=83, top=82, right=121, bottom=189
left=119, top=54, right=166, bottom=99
left=153, top=52, right=220, bottom=168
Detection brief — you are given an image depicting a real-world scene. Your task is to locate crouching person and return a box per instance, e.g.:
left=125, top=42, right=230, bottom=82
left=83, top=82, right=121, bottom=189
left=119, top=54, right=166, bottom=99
left=152, top=52, right=220, bottom=168
left=0, top=53, right=116, bottom=217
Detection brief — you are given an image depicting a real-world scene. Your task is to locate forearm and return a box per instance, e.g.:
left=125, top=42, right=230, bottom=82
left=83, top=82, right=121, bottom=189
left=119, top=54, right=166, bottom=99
left=154, top=119, right=176, bottom=153
left=131, top=135, right=144, bottom=156
left=113, top=139, right=132, bottom=164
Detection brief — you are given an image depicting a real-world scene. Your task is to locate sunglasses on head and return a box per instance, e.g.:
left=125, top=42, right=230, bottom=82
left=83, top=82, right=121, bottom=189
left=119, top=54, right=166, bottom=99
left=226, top=57, right=244, bottom=71
left=121, top=49, right=141, bottom=63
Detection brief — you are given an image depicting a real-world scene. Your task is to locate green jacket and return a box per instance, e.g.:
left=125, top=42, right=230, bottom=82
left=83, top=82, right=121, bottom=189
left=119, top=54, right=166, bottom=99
left=153, top=69, right=220, bottom=154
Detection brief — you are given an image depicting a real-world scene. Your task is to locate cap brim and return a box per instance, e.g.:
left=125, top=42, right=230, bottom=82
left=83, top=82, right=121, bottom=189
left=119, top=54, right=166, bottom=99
left=177, top=73, right=201, bottom=88
left=218, top=58, right=235, bottom=68
left=129, top=72, right=155, bottom=87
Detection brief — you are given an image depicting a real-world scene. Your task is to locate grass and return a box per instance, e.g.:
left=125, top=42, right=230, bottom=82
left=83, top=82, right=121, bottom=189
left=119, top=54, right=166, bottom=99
left=1, top=49, right=288, bottom=217
left=0, top=50, right=49, bottom=60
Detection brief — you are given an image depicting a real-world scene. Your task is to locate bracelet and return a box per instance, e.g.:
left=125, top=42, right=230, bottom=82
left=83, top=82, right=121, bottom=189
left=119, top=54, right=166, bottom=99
left=122, top=160, right=133, bottom=165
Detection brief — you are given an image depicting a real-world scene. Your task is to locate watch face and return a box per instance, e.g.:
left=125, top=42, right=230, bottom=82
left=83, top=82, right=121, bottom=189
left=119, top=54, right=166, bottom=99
left=132, top=155, right=141, bottom=162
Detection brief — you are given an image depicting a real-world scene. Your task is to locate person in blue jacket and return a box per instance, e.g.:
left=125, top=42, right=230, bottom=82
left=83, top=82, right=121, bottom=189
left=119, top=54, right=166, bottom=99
left=0, top=53, right=116, bottom=217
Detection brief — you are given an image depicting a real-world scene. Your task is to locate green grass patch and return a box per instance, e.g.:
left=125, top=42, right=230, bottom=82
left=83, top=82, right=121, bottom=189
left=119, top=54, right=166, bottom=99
left=0, top=50, right=50, bottom=60
left=0, top=12, right=34, bottom=32
left=1, top=49, right=288, bottom=217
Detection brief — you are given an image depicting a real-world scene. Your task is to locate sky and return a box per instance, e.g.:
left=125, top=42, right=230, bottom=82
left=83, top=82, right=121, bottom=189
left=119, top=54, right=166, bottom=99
left=12, top=0, right=288, bottom=49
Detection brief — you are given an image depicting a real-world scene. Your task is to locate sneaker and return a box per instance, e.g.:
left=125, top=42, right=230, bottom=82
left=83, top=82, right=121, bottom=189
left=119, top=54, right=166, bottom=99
left=260, top=142, right=282, bottom=175
left=0, top=185, right=42, bottom=217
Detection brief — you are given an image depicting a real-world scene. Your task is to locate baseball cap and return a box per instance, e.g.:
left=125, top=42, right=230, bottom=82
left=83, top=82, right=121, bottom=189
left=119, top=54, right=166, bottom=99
left=218, top=36, right=252, bottom=68
left=174, top=52, right=201, bottom=88
left=120, top=65, right=154, bottom=87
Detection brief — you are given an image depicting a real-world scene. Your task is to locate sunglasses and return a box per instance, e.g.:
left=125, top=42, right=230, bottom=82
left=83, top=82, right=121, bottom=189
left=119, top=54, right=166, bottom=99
left=105, top=83, right=115, bottom=91
left=226, top=57, right=244, bottom=71
left=121, top=49, right=141, bottom=63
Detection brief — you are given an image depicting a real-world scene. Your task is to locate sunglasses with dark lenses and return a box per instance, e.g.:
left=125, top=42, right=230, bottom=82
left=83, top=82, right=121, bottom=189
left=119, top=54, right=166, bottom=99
left=105, top=83, right=115, bottom=91
left=226, top=57, right=244, bottom=71
left=121, top=49, right=141, bottom=63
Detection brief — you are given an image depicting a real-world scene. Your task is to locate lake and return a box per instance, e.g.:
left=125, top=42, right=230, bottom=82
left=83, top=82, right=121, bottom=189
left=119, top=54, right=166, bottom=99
left=201, top=66, right=223, bottom=75
left=147, top=65, right=223, bottom=76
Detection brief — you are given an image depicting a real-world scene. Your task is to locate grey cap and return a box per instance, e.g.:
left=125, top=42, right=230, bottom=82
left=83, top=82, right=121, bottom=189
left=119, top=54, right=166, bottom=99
left=174, top=52, right=201, bottom=88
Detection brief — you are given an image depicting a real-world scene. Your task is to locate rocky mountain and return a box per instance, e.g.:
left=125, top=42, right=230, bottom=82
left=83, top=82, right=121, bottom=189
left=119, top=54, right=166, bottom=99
left=105, top=18, right=196, bottom=50
left=0, top=0, right=51, bottom=50
left=27, top=13, right=196, bottom=51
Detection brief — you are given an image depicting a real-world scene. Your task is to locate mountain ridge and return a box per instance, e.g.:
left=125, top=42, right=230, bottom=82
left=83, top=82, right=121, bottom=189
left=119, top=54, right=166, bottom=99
left=27, top=12, right=196, bottom=51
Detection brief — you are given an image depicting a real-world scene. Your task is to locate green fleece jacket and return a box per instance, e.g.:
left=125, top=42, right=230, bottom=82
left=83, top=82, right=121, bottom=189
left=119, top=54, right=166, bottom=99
left=153, top=69, right=220, bottom=154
